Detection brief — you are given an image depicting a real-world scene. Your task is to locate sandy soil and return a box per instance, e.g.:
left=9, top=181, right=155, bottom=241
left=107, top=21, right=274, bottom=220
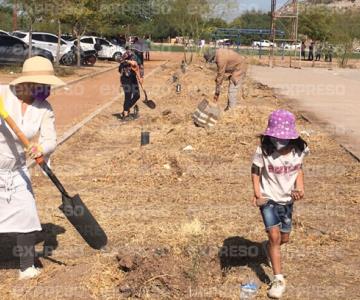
left=0, top=54, right=359, bottom=299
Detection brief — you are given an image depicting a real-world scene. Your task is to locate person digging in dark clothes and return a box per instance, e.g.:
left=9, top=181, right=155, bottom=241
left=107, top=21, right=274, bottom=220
left=118, top=49, right=143, bottom=121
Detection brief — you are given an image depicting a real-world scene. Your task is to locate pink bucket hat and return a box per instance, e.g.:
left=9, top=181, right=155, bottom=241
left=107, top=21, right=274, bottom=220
left=264, top=109, right=299, bottom=139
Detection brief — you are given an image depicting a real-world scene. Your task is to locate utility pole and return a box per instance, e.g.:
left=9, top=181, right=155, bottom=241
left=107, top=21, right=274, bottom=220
left=13, top=0, right=18, bottom=31
left=270, top=0, right=276, bottom=68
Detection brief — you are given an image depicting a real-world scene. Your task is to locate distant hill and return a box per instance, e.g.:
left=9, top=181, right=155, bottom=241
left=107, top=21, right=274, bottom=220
left=302, top=0, right=360, bottom=9
left=277, top=0, right=360, bottom=15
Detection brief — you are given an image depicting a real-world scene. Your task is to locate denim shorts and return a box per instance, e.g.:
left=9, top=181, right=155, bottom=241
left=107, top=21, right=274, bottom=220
left=260, top=200, right=293, bottom=233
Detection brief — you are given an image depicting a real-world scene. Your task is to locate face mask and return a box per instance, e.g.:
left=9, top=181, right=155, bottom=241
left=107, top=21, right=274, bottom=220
left=31, top=85, right=51, bottom=102
left=270, top=137, right=290, bottom=151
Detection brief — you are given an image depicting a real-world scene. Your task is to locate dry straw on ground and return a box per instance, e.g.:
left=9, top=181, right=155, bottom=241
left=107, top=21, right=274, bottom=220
left=0, top=57, right=359, bottom=299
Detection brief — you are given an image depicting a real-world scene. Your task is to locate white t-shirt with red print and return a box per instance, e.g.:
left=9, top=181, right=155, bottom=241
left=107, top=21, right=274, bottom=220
left=252, top=146, right=309, bottom=204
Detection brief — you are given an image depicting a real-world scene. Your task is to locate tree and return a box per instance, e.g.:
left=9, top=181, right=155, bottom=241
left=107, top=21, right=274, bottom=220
left=61, top=0, right=98, bottom=67
left=8, top=0, right=48, bottom=57
left=230, top=10, right=272, bottom=45
left=0, top=4, right=12, bottom=31
left=96, top=0, right=157, bottom=37
left=298, top=7, right=333, bottom=41
left=330, top=10, right=360, bottom=67
left=202, top=18, right=228, bottom=41
left=168, top=0, right=233, bottom=42
left=27, top=0, right=70, bottom=65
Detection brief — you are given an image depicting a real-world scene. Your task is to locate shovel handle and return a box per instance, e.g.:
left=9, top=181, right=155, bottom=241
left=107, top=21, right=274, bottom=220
left=4, top=115, right=68, bottom=195
left=135, top=74, right=148, bottom=101
left=3, top=115, right=45, bottom=165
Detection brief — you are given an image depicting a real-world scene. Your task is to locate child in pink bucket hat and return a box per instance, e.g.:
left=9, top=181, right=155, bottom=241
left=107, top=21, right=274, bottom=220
left=251, top=109, right=309, bottom=299
left=264, top=109, right=299, bottom=140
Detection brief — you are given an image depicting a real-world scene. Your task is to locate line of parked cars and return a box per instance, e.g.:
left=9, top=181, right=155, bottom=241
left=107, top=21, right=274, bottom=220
left=0, top=29, right=126, bottom=66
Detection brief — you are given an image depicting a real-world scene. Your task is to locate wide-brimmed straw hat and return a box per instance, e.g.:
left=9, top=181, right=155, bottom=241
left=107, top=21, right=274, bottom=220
left=264, top=109, right=299, bottom=140
left=10, top=56, right=65, bottom=86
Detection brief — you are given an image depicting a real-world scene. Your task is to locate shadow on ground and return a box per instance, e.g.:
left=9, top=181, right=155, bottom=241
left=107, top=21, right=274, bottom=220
left=219, top=236, right=271, bottom=284
left=0, top=223, right=66, bottom=270
left=112, top=113, right=139, bottom=121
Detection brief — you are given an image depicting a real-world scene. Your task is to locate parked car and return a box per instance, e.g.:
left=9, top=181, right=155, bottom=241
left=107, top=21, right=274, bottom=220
left=216, top=39, right=233, bottom=47
left=79, top=36, right=126, bottom=61
left=252, top=40, right=277, bottom=48
left=0, top=35, right=54, bottom=65
left=0, top=30, right=9, bottom=36
left=11, top=31, right=27, bottom=39
left=12, top=31, right=72, bottom=61
left=282, top=42, right=301, bottom=50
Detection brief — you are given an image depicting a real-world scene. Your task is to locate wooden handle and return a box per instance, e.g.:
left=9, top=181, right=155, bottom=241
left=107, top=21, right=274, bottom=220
left=4, top=115, right=30, bottom=147
left=135, top=74, right=144, bottom=90
left=4, top=115, right=45, bottom=165
left=130, top=62, right=142, bottom=81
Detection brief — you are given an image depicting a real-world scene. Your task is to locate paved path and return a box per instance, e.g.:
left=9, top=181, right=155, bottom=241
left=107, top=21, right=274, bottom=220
left=250, top=65, right=360, bottom=159
left=49, top=58, right=166, bottom=135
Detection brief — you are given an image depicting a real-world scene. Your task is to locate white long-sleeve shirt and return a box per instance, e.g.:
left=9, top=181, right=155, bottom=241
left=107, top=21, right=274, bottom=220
left=0, top=85, right=57, bottom=170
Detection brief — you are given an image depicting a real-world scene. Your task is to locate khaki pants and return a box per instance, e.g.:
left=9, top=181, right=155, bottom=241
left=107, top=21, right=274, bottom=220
left=227, top=77, right=243, bottom=109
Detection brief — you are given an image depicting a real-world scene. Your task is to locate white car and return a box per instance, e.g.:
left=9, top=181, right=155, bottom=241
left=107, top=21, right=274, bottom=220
left=79, top=36, right=125, bottom=61
left=12, top=31, right=72, bottom=61
left=216, top=39, right=232, bottom=47
left=252, top=40, right=277, bottom=48
left=283, top=42, right=301, bottom=50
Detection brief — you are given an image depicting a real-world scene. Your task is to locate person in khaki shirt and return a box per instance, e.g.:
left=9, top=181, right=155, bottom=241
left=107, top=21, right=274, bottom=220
left=204, top=48, right=247, bottom=111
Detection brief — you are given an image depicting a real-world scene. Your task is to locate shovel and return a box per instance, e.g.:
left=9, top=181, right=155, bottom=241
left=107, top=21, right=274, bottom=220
left=3, top=114, right=108, bottom=250
left=137, top=75, right=156, bottom=109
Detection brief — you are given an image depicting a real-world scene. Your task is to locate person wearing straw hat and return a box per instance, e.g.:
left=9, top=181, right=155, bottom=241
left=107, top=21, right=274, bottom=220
left=251, top=110, right=309, bottom=299
left=0, top=56, right=64, bottom=280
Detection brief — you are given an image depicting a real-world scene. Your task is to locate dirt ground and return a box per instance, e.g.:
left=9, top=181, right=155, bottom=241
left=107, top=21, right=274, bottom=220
left=0, top=54, right=359, bottom=300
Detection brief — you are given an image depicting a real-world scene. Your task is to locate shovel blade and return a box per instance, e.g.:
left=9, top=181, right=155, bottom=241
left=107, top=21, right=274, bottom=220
left=59, top=194, right=107, bottom=250
left=143, top=100, right=156, bottom=109
left=141, top=88, right=156, bottom=109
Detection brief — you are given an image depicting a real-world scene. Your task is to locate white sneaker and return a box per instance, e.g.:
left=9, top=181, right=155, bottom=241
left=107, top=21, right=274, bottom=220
left=268, top=278, right=286, bottom=299
left=262, top=240, right=272, bottom=268
left=19, top=266, right=41, bottom=280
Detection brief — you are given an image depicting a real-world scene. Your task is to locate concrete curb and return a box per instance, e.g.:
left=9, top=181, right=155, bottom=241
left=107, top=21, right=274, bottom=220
left=339, top=144, right=360, bottom=163
left=299, top=112, right=360, bottom=162
left=27, top=60, right=169, bottom=169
